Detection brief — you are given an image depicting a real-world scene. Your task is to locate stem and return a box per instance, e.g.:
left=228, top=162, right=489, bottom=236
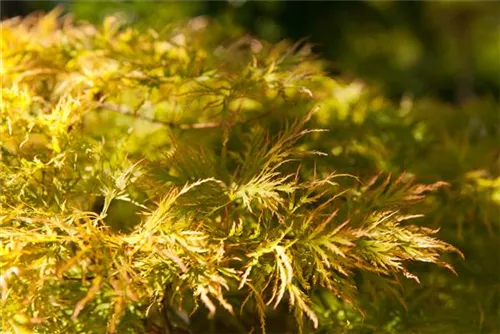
left=100, top=103, right=273, bottom=130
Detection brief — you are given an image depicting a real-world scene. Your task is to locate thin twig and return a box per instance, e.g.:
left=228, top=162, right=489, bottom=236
left=99, top=103, right=272, bottom=130
left=61, top=275, right=97, bottom=281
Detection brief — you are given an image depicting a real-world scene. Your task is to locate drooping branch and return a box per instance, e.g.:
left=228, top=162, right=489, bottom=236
left=99, top=103, right=220, bottom=129
left=99, top=103, right=273, bottom=130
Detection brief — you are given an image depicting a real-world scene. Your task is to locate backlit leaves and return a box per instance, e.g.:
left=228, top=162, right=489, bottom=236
left=0, top=11, right=467, bottom=334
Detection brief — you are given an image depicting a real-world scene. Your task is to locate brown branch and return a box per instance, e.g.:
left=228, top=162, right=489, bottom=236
left=61, top=274, right=97, bottom=281
left=99, top=103, right=220, bottom=129
left=99, top=103, right=272, bottom=130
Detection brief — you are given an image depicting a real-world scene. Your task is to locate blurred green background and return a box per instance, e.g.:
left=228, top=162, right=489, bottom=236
left=2, top=0, right=499, bottom=104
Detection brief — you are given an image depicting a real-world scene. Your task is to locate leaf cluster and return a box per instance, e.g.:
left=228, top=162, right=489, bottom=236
left=1, top=10, right=491, bottom=334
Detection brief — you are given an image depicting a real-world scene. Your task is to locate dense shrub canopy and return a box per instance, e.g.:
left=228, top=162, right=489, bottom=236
left=1, top=10, right=498, bottom=334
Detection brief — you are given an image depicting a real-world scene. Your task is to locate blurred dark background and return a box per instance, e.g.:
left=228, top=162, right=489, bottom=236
left=2, top=0, right=499, bottom=104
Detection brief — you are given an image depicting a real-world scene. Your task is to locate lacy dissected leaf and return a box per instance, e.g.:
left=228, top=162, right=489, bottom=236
left=0, top=10, right=471, bottom=334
